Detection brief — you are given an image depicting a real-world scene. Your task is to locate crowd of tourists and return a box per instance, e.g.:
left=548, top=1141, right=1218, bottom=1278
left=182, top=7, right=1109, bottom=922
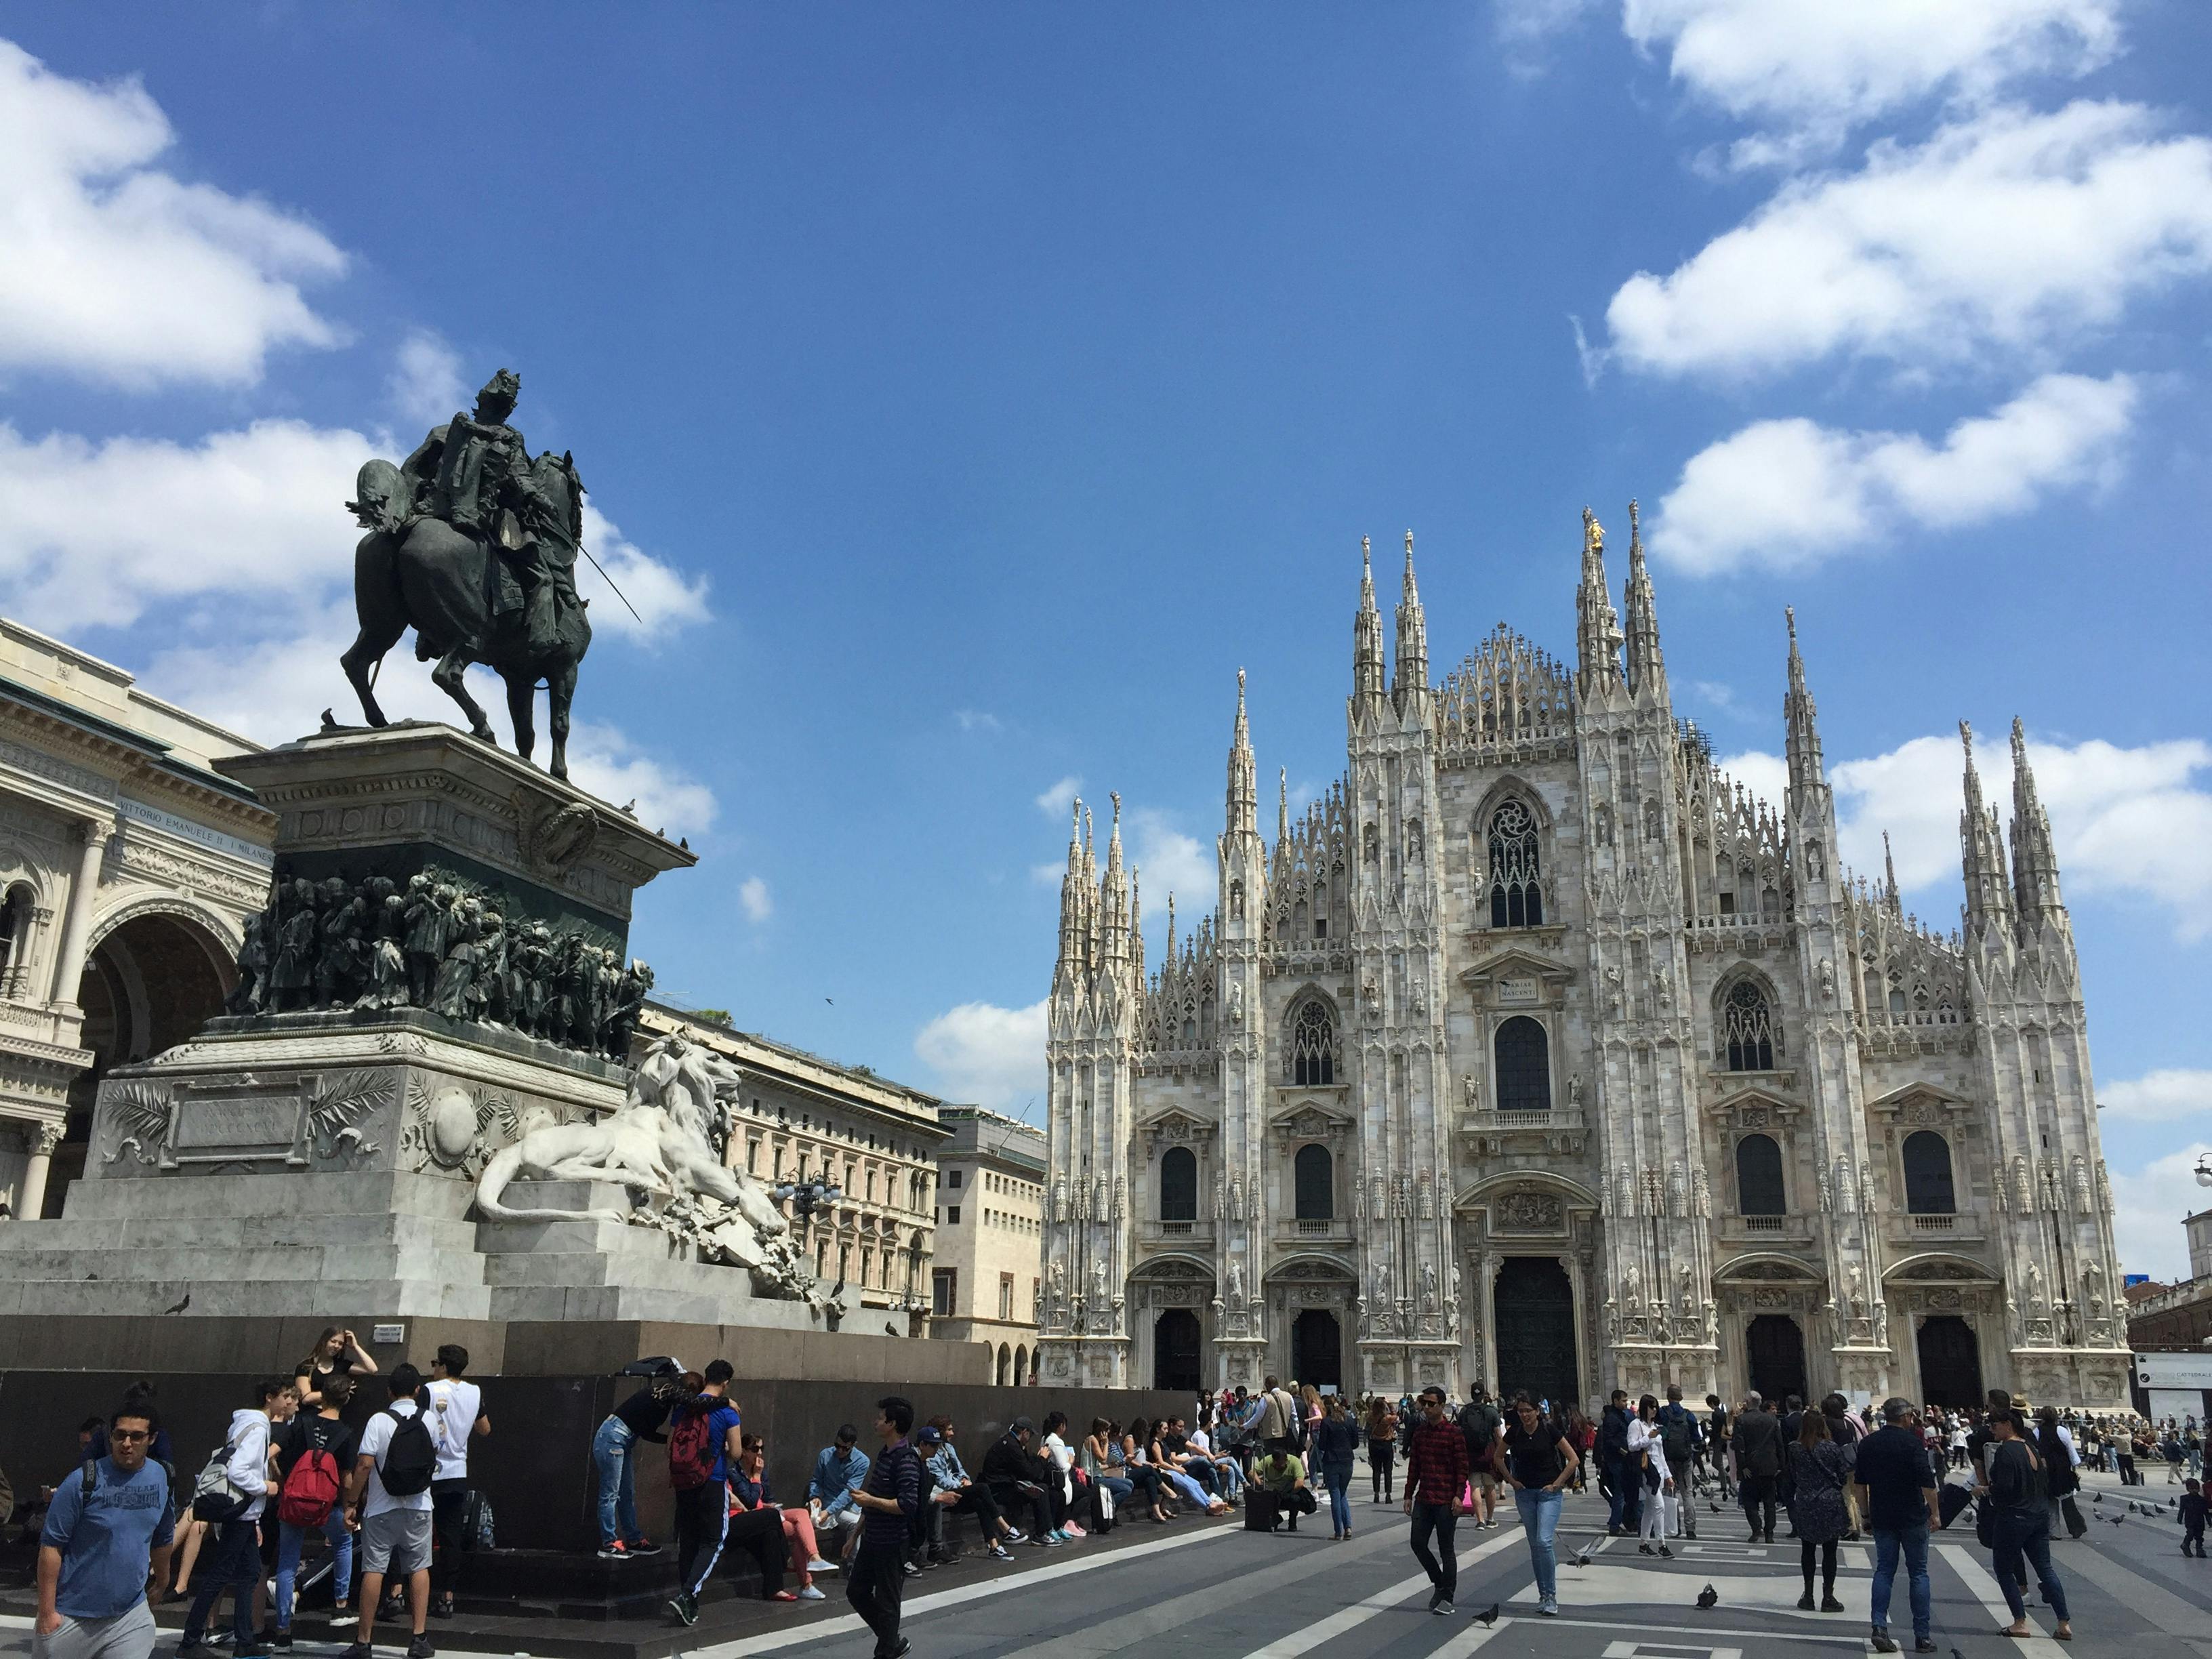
left=28, top=1331, right=485, bottom=1659
left=28, top=1343, right=2201, bottom=1659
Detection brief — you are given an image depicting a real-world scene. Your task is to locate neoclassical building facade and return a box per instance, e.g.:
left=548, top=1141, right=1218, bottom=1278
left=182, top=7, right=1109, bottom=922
left=1038, top=511, right=2128, bottom=1412
left=0, top=619, right=275, bottom=1218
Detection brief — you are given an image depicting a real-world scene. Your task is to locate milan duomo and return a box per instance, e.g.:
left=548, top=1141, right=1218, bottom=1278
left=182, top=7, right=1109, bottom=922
left=1038, top=507, right=2129, bottom=1413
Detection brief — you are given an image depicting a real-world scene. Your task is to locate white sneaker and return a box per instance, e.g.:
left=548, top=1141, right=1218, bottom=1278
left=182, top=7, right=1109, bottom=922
left=805, top=1558, right=836, bottom=1574
left=1539, top=1597, right=1559, bottom=1617
left=798, top=1585, right=825, bottom=1600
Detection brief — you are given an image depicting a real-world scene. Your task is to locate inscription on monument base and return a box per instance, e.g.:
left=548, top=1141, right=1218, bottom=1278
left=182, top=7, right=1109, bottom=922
left=171, top=1086, right=307, bottom=1165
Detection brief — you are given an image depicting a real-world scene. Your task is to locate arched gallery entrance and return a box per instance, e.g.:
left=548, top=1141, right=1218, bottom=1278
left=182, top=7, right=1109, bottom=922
left=1291, top=1309, right=1341, bottom=1390
left=1916, top=1315, right=1984, bottom=1408
left=1492, top=1257, right=1578, bottom=1408
left=1153, top=1309, right=1202, bottom=1391
left=1746, top=1314, right=1807, bottom=1404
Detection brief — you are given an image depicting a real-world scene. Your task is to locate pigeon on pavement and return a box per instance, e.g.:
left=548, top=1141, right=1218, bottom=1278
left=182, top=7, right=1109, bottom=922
left=1696, top=1584, right=1719, bottom=1610
left=1473, top=1603, right=1499, bottom=1626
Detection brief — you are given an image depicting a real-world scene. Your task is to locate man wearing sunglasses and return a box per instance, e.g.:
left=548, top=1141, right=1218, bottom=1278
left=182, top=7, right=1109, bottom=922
left=36, top=1402, right=176, bottom=1659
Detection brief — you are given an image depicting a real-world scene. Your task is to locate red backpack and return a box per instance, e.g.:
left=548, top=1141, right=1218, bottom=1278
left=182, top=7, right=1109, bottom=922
left=668, top=1408, right=717, bottom=1492
left=277, top=1443, right=344, bottom=1525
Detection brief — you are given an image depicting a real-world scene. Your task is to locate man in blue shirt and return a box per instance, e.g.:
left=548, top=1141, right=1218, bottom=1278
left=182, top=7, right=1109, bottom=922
left=808, top=1426, right=870, bottom=1565
left=37, top=1399, right=176, bottom=1659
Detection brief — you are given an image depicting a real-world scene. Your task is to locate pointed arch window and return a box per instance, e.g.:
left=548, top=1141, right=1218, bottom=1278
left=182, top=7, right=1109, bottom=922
left=1735, top=1133, right=1786, bottom=1215
left=1289, top=999, right=1336, bottom=1086
left=1487, top=800, right=1544, bottom=927
left=1494, top=1015, right=1552, bottom=1113
left=1159, top=1146, right=1197, bottom=1221
left=1901, top=1130, right=1955, bottom=1215
left=1723, top=980, right=1777, bottom=1071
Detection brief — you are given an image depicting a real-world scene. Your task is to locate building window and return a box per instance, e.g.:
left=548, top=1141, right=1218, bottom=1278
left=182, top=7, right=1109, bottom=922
left=1735, top=1133, right=1786, bottom=1215
left=1294, top=1143, right=1333, bottom=1220
left=945, top=1205, right=961, bottom=1225
left=746, top=1139, right=761, bottom=1175
left=1902, top=1130, right=1957, bottom=1214
left=1289, top=999, right=1336, bottom=1086
left=1723, top=980, right=1778, bottom=1071
left=1159, top=1146, right=1197, bottom=1221
left=1493, top=1015, right=1552, bottom=1112
left=932, top=1268, right=955, bottom=1315
left=999, top=1273, right=1015, bottom=1320
left=947, top=1168, right=962, bottom=1189
left=1488, top=800, right=1544, bottom=927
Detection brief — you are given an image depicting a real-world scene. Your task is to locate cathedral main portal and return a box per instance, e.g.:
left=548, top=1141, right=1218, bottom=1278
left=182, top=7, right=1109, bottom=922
left=1493, top=1257, right=1578, bottom=1407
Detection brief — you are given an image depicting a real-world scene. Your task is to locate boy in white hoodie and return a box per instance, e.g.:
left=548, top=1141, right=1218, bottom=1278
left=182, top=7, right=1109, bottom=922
left=178, top=1381, right=280, bottom=1656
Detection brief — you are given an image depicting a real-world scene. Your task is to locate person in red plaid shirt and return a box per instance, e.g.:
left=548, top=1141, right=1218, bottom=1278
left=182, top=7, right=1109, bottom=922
left=1401, top=1386, right=1470, bottom=1614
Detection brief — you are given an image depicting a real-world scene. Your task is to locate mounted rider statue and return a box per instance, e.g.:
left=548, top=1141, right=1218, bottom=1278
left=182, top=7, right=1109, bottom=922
left=342, top=367, right=594, bottom=777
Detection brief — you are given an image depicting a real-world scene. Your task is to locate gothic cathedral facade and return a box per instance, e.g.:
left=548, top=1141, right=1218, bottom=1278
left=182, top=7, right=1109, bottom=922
left=1038, top=508, right=2128, bottom=1412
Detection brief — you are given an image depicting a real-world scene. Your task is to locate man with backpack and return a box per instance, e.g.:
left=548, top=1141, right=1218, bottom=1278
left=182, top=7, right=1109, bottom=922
left=1655, top=1385, right=1702, bottom=1540
left=1457, top=1389, right=1500, bottom=1530
left=272, top=1374, right=359, bottom=1647
left=341, top=1366, right=437, bottom=1659
left=180, top=1380, right=281, bottom=1658
left=35, top=1397, right=174, bottom=1659
left=665, top=1360, right=743, bottom=1626
left=423, top=1347, right=488, bottom=1621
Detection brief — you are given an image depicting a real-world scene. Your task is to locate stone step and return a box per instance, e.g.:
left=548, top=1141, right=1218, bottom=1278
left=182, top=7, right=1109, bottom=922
left=0, top=1214, right=485, bottom=1254
left=0, top=1238, right=490, bottom=1286
left=62, top=1170, right=475, bottom=1223
left=5, top=1275, right=495, bottom=1320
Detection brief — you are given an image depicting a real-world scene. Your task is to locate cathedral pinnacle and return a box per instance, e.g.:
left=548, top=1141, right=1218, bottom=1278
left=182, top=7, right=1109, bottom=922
left=1226, top=668, right=1257, bottom=834
left=2008, top=716, right=2067, bottom=930
left=1883, top=830, right=1900, bottom=907
left=1354, top=536, right=1387, bottom=707
left=1574, top=506, right=1624, bottom=694
left=1624, top=498, right=1665, bottom=695
left=1393, top=528, right=1428, bottom=701
left=1783, top=606, right=1826, bottom=795
left=1278, top=767, right=1290, bottom=848
left=1959, top=718, right=2015, bottom=937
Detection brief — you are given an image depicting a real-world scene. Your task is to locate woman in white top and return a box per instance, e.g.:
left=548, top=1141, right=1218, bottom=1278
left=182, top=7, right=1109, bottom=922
left=1040, top=1412, right=1085, bottom=1538
left=1627, top=1395, right=1676, bottom=1557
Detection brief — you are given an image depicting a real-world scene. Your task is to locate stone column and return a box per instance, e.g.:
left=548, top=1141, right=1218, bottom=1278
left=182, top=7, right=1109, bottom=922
left=19, top=1118, right=62, bottom=1219
left=2, top=896, right=34, bottom=999
left=46, top=821, right=112, bottom=1010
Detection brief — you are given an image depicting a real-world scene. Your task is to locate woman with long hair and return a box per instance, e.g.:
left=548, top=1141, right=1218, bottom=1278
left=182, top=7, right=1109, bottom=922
left=293, top=1326, right=377, bottom=1409
left=1120, top=1420, right=1173, bottom=1521
left=731, top=1433, right=827, bottom=1600
left=1627, top=1396, right=1676, bottom=1557
left=1313, top=1395, right=1359, bottom=1540
left=1365, top=1395, right=1399, bottom=1505
left=1784, top=1409, right=1849, bottom=1612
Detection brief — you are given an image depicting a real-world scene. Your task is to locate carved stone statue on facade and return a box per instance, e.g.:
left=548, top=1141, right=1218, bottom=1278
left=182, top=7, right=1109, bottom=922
left=1420, top=1261, right=1438, bottom=1311
left=1818, top=957, right=1837, bottom=1000
left=1568, top=1072, right=1584, bottom=1108
left=2071, top=1156, right=2093, bottom=1214
left=1227, top=1258, right=1244, bottom=1305
left=2026, top=1261, right=2047, bottom=1313
left=341, top=369, right=594, bottom=779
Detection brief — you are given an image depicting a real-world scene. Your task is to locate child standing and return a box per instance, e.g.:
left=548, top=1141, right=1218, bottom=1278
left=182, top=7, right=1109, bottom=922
left=2180, top=1477, right=2207, bottom=1558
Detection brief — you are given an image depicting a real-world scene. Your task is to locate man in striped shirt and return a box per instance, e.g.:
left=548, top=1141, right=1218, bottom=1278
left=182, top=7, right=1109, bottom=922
left=1402, top=1386, right=1471, bottom=1615
left=846, top=1397, right=922, bottom=1659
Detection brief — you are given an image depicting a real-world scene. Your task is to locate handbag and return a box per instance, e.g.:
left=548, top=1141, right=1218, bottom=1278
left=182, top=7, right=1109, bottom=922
left=192, top=1433, right=250, bottom=1522
left=2061, top=1494, right=2087, bottom=1539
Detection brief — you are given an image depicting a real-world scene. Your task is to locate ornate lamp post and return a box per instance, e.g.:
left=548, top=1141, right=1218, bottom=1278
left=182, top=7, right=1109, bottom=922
left=775, top=1171, right=842, bottom=1271
left=2194, top=1158, right=2212, bottom=1191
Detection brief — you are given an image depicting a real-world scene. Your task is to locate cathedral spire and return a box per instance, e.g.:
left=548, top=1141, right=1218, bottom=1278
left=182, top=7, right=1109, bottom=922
left=1225, top=668, right=1257, bottom=834
left=1393, top=529, right=1428, bottom=701
left=2008, top=717, right=2067, bottom=929
left=1959, top=720, right=2014, bottom=937
left=1783, top=607, right=1826, bottom=794
left=1574, top=506, right=1622, bottom=693
left=1623, top=499, right=1665, bottom=695
left=1101, top=792, right=1128, bottom=964
left=1277, top=766, right=1290, bottom=849
left=1353, top=535, right=1387, bottom=709
left=1883, top=830, right=1900, bottom=908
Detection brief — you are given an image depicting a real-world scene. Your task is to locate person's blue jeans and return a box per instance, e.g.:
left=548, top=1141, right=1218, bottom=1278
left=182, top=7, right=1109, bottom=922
left=593, top=1415, right=641, bottom=1547
left=184, top=1516, right=262, bottom=1647
left=276, top=1507, right=354, bottom=1626
left=1516, top=1486, right=1563, bottom=1601
left=1992, top=1514, right=2068, bottom=1623
left=1870, top=1521, right=1933, bottom=1641
left=1323, top=1465, right=1353, bottom=1534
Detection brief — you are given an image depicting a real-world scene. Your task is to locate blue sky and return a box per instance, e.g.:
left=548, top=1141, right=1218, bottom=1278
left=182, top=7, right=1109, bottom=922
left=2, top=4, right=2209, bottom=1271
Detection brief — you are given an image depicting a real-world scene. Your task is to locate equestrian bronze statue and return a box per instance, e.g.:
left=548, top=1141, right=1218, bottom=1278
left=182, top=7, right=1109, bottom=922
left=342, top=368, right=592, bottom=778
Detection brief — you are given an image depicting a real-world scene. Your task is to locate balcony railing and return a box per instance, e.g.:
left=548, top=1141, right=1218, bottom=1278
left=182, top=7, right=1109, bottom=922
left=1295, top=1218, right=1332, bottom=1236
left=1910, top=1213, right=1956, bottom=1233
left=1742, top=1215, right=1786, bottom=1234
left=1160, top=1221, right=1193, bottom=1235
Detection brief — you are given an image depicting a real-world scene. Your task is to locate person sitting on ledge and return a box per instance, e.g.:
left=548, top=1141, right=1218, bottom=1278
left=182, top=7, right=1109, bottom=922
left=807, top=1425, right=870, bottom=1566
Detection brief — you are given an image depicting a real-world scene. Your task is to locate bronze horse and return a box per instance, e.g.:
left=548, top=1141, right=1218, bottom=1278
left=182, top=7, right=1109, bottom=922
left=340, top=451, right=591, bottom=778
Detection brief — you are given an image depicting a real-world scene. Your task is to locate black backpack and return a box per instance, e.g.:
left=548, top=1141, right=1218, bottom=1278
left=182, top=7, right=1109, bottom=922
left=376, top=1406, right=438, bottom=1498
left=1459, top=1401, right=1499, bottom=1456
left=1658, top=1408, right=1693, bottom=1469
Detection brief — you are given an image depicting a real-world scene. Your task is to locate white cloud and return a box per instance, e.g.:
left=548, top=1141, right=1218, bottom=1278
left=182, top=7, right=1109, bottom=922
left=1650, top=373, right=2135, bottom=574
left=956, top=709, right=1002, bottom=733
left=2109, top=1144, right=2212, bottom=1282
left=914, top=998, right=1047, bottom=1113
left=1128, top=808, right=1217, bottom=921
left=737, top=876, right=772, bottom=923
left=1604, top=102, right=2212, bottom=381
left=1034, top=776, right=1082, bottom=819
left=2101, top=1069, right=2212, bottom=1124
left=1721, top=729, right=2212, bottom=938
left=0, top=418, right=370, bottom=631
left=575, top=501, right=712, bottom=643
left=563, top=720, right=717, bottom=839
left=0, top=39, right=346, bottom=388
left=387, top=329, right=467, bottom=430
left=1621, top=0, right=2122, bottom=160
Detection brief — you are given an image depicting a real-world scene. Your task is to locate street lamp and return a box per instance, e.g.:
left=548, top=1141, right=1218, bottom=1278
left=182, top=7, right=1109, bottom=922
left=2194, top=1157, right=2212, bottom=1190
left=775, top=1174, right=843, bottom=1252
